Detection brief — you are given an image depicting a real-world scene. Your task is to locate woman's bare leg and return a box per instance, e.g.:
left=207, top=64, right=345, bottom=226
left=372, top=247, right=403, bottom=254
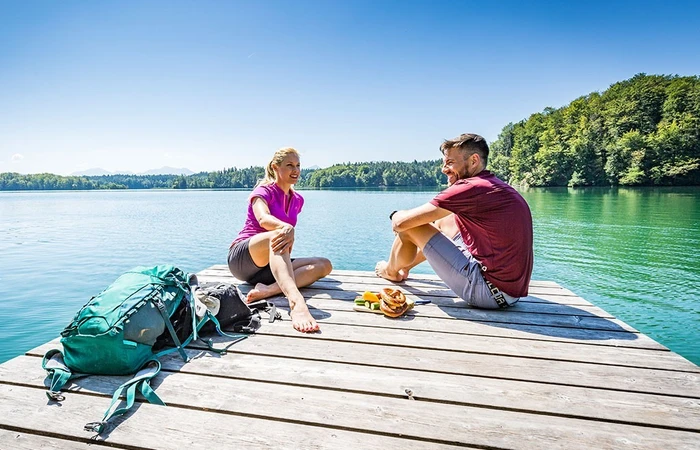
left=246, top=232, right=328, bottom=332
left=247, top=257, right=333, bottom=302
left=267, top=248, right=319, bottom=332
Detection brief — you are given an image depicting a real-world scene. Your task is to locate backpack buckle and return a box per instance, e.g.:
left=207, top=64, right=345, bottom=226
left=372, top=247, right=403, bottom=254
left=84, top=421, right=106, bottom=433
left=46, top=391, right=65, bottom=402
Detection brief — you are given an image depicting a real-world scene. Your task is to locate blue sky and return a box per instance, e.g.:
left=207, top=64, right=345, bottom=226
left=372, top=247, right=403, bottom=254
left=1, top=0, right=699, bottom=175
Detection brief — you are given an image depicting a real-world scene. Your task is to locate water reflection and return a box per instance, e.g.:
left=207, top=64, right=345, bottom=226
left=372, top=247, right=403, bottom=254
left=520, top=186, right=700, bottom=364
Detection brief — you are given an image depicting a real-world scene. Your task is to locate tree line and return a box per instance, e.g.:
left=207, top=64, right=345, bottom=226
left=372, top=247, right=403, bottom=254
left=0, top=161, right=444, bottom=190
left=489, top=73, right=699, bottom=186
left=2, top=73, right=698, bottom=191
left=0, top=173, right=183, bottom=190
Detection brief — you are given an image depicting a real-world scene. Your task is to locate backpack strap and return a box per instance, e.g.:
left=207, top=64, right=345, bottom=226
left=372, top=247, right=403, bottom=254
left=84, top=359, right=164, bottom=434
left=153, top=297, right=190, bottom=363
left=197, top=311, right=247, bottom=354
left=42, top=349, right=72, bottom=401
left=228, top=310, right=263, bottom=333
left=188, top=275, right=200, bottom=342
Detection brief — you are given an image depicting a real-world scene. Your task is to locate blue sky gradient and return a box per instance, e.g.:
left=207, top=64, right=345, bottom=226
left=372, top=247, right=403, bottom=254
left=1, top=0, right=699, bottom=174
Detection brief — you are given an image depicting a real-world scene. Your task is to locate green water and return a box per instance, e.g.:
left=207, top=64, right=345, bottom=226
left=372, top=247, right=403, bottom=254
left=521, top=187, right=699, bottom=364
left=0, top=187, right=698, bottom=365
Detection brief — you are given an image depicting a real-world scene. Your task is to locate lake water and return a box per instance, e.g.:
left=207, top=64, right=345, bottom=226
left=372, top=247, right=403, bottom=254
left=0, top=187, right=698, bottom=365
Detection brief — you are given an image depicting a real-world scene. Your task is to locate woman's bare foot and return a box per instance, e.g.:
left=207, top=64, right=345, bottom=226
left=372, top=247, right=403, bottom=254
left=246, top=283, right=274, bottom=303
left=375, top=261, right=404, bottom=282
left=290, top=304, right=319, bottom=333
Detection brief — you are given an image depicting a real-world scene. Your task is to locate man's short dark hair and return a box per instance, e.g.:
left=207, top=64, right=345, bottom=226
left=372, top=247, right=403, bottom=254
left=440, top=133, right=489, bottom=166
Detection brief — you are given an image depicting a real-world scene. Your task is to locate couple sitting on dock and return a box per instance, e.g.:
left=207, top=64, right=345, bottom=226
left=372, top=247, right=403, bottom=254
left=227, top=133, right=534, bottom=333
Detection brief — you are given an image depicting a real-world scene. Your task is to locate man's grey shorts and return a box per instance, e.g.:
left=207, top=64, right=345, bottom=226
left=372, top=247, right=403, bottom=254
left=422, top=232, right=519, bottom=309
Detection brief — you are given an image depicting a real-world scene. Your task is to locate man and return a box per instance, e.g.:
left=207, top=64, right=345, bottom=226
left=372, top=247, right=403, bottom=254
left=375, top=133, right=533, bottom=308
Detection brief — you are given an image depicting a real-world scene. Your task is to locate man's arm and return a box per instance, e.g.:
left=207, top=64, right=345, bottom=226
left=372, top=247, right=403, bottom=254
left=391, top=202, right=451, bottom=233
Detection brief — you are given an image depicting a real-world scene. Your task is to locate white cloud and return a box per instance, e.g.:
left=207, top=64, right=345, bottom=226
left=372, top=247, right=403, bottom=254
left=11, top=153, right=24, bottom=162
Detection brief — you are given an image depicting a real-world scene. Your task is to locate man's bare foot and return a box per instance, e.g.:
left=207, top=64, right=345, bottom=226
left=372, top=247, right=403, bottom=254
left=290, top=305, right=319, bottom=333
left=397, top=268, right=410, bottom=281
left=375, top=261, right=404, bottom=282
left=246, top=283, right=273, bottom=303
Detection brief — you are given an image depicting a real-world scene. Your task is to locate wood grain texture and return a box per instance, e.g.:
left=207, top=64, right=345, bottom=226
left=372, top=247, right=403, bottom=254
left=2, top=360, right=698, bottom=449
left=6, top=352, right=699, bottom=433
left=1, top=267, right=698, bottom=449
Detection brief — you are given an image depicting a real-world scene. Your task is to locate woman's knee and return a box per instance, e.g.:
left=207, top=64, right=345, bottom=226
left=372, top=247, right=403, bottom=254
left=317, top=257, right=333, bottom=276
left=304, top=257, right=331, bottom=277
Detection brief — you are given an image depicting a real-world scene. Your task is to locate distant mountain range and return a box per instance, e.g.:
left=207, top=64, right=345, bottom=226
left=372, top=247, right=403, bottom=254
left=71, top=167, right=195, bottom=176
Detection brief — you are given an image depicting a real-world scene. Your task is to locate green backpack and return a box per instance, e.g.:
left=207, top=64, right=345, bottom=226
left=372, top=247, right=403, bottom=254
left=42, top=265, right=245, bottom=433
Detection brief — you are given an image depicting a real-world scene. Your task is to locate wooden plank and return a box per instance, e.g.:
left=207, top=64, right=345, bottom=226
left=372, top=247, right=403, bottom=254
left=234, top=282, right=605, bottom=314
left=250, top=317, right=698, bottom=372
left=300, top=286, right=596, bottom=308
left=3, top=361, right=699, bottom=449
left=0, top=384, right=468, bottom=450
left=199, top=271, right=595, bottom=307
left=294, top=289, right=602, bottom=310
left=203, top=265, right=565, bottom=289
left=260, top=295, right=641, bottom=333
left=265, top=292, right=614, bottom=323
left=308, top=281, right=581, bottom=300
left=317, top=276, right=575, bottom=295
left=200, top=335, right=700, bottom=397
left=197, top=267, right=582, bottom=298
left=352, top=293, right=608, bottom=315
left=0, top=429, right=106, bottom=450
left=6, top=353, right=699, bottom=433
left=26, top=335, right=700, bottom=398
left=278, top=303, right=665, bottom=350
left=331, top=269, right=565, bottom=289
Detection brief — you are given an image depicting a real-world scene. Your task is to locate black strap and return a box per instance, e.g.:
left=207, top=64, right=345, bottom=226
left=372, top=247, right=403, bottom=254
left=248, top=300, right=281, bottom=323
left=153, top=298, right=190, bottom=361
left=268, top=304, right=281, bottom=323
left=484, top=280, right=510, bottom=309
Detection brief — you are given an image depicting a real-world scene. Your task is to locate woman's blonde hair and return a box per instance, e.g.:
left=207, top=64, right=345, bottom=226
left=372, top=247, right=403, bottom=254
left=256, top=147, right=300, bottom=187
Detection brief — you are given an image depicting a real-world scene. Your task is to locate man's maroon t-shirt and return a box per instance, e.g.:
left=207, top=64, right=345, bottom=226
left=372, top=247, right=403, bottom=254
left=429, top=170, right=533, bottom=297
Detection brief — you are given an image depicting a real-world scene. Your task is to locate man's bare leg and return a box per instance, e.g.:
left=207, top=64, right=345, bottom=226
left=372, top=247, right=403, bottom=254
left=375, top=249, right=426, bottom=281
left=376, top=224, right=441, bottom=281
left=375, top=233, right=415, bottom=281
left=395, top=250, right=427, bottom=280
left=377, top=214, right=457, bottom=281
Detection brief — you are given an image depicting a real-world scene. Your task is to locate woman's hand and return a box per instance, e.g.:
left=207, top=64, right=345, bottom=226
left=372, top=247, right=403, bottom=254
left=271, top=224, right=295, bottom=253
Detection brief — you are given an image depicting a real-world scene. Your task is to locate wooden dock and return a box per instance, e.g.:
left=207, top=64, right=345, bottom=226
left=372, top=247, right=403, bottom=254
left=0, top=265, right=698, bottom=449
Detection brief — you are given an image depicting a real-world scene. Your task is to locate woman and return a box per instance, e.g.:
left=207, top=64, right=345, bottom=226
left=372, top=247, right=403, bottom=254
left=228, top=147, right=332, bottom=333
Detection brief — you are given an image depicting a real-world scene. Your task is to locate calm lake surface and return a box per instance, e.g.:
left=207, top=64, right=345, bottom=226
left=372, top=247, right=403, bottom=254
left=0, top=187, right=698, bottom=365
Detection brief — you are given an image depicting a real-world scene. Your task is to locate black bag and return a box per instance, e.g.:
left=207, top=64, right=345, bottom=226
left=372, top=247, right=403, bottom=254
left=198, top=282, right=263, bottom=334
left=153, top=282, right=268, bottom=351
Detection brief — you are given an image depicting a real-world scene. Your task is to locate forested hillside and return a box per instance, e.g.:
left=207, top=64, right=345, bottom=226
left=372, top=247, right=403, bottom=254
left=489, top=73, right=699, bottom=186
